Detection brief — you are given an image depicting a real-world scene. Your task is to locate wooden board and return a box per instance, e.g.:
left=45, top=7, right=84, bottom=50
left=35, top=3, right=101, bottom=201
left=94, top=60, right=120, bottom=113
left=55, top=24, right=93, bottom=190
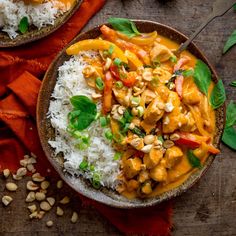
left=1, top=0, right=236, bottom=235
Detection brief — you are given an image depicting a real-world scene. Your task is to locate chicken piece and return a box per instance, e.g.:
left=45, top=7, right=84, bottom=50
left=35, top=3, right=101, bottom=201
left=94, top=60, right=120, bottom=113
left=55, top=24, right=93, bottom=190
left=182, top=78, right=201, bottom=105
left=123, top=157, right=142, bottom=179
left=126, top=179, right=139, bottom=192
left=113, top=86, right=132, bottom=107
left=164, top=146, right=183, bottom=169
left=149, top=165, right=167, bottom=182
left=180, top=111, right=196, bottom=132
left=129, top=137, right=144, bottom=150
left=150, top=84, right=170, bottom=102
left=140, top=89, right=157, bottom=105
left=153, top=67, right=172, bottom=84
left=150, top=42, right=174, bottom=63
left=138, top=170, right=150, bottom=183
left=141, top=181, right=152, bottom=195
left=143, top=148, right=163, bottom=169
left=162, top=91, right=188, bottom=133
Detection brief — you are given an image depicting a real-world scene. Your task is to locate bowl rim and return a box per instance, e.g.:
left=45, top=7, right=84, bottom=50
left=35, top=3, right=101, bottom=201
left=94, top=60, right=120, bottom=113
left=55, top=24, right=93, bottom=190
left=0, top=0, right=82, bottom=48
left=37, top=19, right=226, bottom=208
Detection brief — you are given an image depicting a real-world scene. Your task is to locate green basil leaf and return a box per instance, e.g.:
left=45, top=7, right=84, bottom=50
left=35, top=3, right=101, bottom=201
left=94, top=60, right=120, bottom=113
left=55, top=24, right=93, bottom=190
left=70, top=95, right=96, bottom=115
left=225, top=101, right=236, bottom=128
left=182, top=69, right=194, bottom=77
left=108, top=17, right=140, bottom=38
left=210, top=79, right=226, bottom=109
left=18, top=16, right=29, bottom=34
left=230, top=81, right=236, bottom=87
left=234, top=3, right=236, bottom=10
left=222, top=126, right=236, bottom=150
left=193, top=60, right=212, bottom=96
left=187, top=150, right=202, bottom=168
left=223, top=30, right=236, bottom=54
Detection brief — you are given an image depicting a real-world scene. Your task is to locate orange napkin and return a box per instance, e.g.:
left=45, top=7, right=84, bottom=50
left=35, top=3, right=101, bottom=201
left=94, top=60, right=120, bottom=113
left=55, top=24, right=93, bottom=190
left=0, top=1, right=173, bottom=235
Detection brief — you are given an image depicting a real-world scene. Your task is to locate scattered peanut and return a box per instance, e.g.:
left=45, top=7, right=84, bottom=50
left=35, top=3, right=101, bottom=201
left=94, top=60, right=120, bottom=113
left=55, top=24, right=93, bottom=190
left=163, top=140, right=175, bottom=149
left=16, top=167, right=27, bottom=177
left=40, top=181, right=50, bottom=190
left=32, top=173, right=45, bottom=182
left=6, top=182, right=18, bottom=192
left=27, top=164, right=36, bottom=173
left=35, top=192, right=46, bottom=201
left=71, top=212, right=79, bottom=223
left=30, top=152, right=37, bottom=159
left=3, top=169, right=10, bottom=178
left=29, top=211, right=38, bottom=219
left=56, top=180, right=63, bottom=189
left=46, top=220, right=54, bottom=227
left=40, top=201, right=51, bottom=211
left=12, top=174, right=22, bottom=181
left=37, top=211, right=45, bottom=219
left=20, top=159, right=28, bottom=167
left=141, top=144, right=153, bottom=153
left=59, top=196, right=70, bottom=205
left=144, top=135, right=155, bottom=145
left=169, top=133, right=180, bottom=141
left=2, top=196, right=13, bottom=206
left=25, top=192, right=36, bottom=202
left=47, top=197, right=55, bottom=207
left=26, top=181, right=39, bottom=191
left=56, top=206, right=64, bottom=216
left=27, top=204, right=37, bottom=213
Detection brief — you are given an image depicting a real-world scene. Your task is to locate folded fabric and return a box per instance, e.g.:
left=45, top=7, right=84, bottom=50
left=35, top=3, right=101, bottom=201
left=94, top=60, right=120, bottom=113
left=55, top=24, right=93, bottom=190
left=0, top=1, right=173, bottom=235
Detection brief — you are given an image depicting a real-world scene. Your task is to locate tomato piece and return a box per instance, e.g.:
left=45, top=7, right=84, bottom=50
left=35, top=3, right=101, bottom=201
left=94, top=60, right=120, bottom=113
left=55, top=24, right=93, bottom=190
left=123, top=72, right=137, bottom=87
left=110, top=65, right=120, bottom=80
left=103, top=71, right=113, bottom=114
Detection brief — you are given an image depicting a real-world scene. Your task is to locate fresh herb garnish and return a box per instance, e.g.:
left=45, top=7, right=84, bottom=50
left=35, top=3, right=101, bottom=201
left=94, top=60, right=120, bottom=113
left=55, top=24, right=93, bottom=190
left=18, top=16, right=29, bottom=34
left=118, top=108, right=133, bottom=134
left=68, top=95, right=97, bottom=131
left=131, top=126, right=145, bottom=138
left=108, top=45, right=114, bottom=55
left=225, top=101, right=236, bottom=128
left=115, top=81, right=123, bottom=89
left=108, top=17, right=140, bottom=38
left=193, top=60, right=212, bottom=96
left=158, top=136, right=164, bottom=143
left=210, top=79, right=226, bottom=109
left=79, top=160, right=89, bottom=171
left=100, top=116, right=108, bottom=127
left=170, top=55, right=177, bottom=63
left=114, top=58, right=122, bottom=67
left=230, top=81, right=236, bottom=87
left=91, top=172, right=101, bottom=189
left=95, top=77, right=104, bottom=91
left=104, top=129, right=113, bottom=140
left=114, top=152, right=122, bottom=160
left=187, top=150, right=202, bottom=168
left=223, top=30, right=236, bottom=54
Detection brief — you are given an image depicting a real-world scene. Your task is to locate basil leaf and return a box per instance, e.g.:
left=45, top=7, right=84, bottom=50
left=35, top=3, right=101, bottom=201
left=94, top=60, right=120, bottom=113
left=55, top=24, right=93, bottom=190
left=234, top=4, right=236, bottom=10
left=70, top=95, right=96, bottom=115
left=230, top=81, right=236, bottom=87
left=223, top=30, right=236, bottom=54
left=18, top=16, right=29, bottom=34
left=193, top=60, right=212, bottom=96
left=225, top=101, right=236, bottom=128
left=108, top=17, right=140, bottom=38
left=222, top=126, right=236, bottom=150
left=187, top=150, right=202, bottom=168
left=210, top=79, right=226, bottom=109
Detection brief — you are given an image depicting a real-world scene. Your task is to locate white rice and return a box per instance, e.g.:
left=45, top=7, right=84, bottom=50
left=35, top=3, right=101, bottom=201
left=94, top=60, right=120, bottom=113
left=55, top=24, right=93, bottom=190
left=47, top=52, right=121, bottom=189
left=0, top=0, right=67, bottom=39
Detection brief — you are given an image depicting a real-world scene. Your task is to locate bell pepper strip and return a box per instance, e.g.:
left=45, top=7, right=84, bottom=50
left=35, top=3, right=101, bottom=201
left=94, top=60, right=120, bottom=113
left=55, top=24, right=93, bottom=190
left=173, top=56, right=191, bottom=98
left=116, top=31, right=158, bottom=46
left=66, top=39, right=128, bottom=64
left=103, top=71, right=113, bottom=114
left=124, top=50, right=143, bottom=70
left=100, top=25, right=150, bottom=65
left=207, top=145, right=220, bottom=154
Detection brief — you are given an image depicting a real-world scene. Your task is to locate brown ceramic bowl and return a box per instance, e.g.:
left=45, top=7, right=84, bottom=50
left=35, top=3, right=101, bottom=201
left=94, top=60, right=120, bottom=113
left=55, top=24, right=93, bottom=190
left=0, top=0, right=82, bottom=48
left=37, top=20, right=225, bottom=208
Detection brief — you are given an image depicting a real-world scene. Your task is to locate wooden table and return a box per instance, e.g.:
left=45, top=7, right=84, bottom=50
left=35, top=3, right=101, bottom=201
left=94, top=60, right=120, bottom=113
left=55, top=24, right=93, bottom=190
left=1, top=0, right=236, bottom=235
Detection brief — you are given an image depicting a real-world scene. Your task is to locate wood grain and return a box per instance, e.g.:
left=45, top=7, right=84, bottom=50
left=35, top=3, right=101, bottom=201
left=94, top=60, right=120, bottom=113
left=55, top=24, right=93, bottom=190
left=1, top=0, right=236, bottom=235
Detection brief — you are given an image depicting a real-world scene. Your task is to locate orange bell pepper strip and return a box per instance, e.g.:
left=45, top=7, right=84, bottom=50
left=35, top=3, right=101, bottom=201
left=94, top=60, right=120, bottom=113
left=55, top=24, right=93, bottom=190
left=173, top=56, right=190, bottom=98
left=100, top=25, right=150, bottom=65
left=66, top=39, right=128, bottom=64
left=124, top=50, right=143, bottom=70
left=103, top=71, right=113, bottom=114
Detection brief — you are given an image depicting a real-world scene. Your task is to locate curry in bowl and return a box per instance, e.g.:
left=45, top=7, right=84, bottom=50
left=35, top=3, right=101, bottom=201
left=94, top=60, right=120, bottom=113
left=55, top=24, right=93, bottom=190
left=46, top=18, right=222, bottom=199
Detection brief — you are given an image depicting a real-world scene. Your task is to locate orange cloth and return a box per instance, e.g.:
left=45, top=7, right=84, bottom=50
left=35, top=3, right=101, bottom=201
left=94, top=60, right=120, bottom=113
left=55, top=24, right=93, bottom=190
left=0, top=1, right=173, bottom=235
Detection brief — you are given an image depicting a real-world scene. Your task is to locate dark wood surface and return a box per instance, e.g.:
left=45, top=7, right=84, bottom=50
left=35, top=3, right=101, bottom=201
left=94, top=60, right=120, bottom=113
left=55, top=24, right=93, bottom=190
left=1, top=0, right=236, bottom=235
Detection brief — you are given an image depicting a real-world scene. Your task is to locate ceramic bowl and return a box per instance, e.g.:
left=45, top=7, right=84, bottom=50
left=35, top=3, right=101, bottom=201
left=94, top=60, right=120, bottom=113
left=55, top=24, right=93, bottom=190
left=0, top=0, right=82, bottom=48
left=37, top=20, right=225, bottom=208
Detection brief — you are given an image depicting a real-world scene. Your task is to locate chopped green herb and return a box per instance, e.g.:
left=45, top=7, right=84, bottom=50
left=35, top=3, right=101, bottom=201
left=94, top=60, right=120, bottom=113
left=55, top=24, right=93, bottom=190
left=95, top=77, right=104, bottom=91
left=115, top=81, right=123, bottom=88
left=108, top=17, right=140, bottom=38
left=123, top=109, right=133, bottom=123
left=79, top=160, right=88, bottom=170
left=108, top=45, right=114, bottom=55
left=193, top=60, right=212, bottom=96
left=223, top=30, right=236, bottom=54
left=152, top=58, right=161, bottom=67
left=18, top=16, right=29, bottom=34
left=89, top=165, right=95, bottom=171
left=91, top=172, right=101, bottom=189
left=187, top=150, right=202, bottom=168
left=210, top=79, right=226, bottom=109
left=170, top=55, right=177, bottom=63
left=158, top=136, right=164, bottom=143
left=113, top=132, right=125, bottom=143
left=105, top=129, right=113, bottom=140
left=114, top=152, right=122, bottom=160
left=100, top=116, right=108, bottom=127
left=131, top=126, right=145, bottom=138
left=230, top=81, right=236, bottom=87
left=114, top=58, right=122, bottom=66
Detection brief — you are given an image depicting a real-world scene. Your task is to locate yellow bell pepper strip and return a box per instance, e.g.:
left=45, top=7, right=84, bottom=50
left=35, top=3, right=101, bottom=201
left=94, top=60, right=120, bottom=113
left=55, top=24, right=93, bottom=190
left=116, top=31, right=158, bottom=46
left=103, top=71, right=113, bottom=114
left=173, top=56, right=190, bottom=98
left=124, top=50, right=143, bottom=70
left=66, top=39, right=128, bottom=64
left=100, top=25, right=150, bottom=65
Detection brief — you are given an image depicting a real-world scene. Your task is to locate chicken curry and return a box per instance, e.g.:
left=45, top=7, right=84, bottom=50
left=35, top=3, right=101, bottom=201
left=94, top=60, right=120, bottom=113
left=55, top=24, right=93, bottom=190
left=65, top=19, right=220, bottom=199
